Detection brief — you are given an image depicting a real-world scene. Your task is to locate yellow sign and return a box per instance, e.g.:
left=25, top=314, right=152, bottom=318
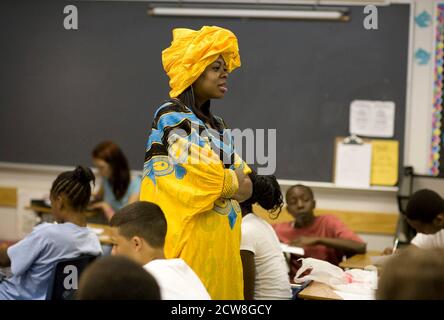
left=371, top=140, right=399, bottom=186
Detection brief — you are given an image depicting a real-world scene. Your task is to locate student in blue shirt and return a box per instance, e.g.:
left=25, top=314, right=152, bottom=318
left=91, top=141, right=141, bottom=220
left=0, top=166, right=102, bottom=300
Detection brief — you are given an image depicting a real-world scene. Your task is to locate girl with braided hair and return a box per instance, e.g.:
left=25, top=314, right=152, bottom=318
left=0, top=166, right=102, bottom=300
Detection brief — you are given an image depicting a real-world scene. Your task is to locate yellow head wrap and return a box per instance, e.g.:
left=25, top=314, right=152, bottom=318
left=162, top=26, right=241, bottom=98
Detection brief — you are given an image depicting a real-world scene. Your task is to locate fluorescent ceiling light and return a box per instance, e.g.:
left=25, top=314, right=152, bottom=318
left=148, top=7, right=350, bottom=21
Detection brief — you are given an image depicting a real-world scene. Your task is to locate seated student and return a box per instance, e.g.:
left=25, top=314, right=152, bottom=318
left=402, top=189, right=444, bottom=249
left=240, top=172, right=292, bottom=300
left=0, top=166, right=102, bottom=300
left=377, top=247, right=444, bottom=300
left=90, top=141, right=141, bottom=220
left=273, top=184, right=366, bottom=279
left=109, top=201, right=211, bottom=300
left=77, top=255, right=161, bottom=300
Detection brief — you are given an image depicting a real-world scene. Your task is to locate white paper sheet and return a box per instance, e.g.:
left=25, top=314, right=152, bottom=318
left=350, top=100, right=395, bottom=138
left=334, top=143, right=372, bottom=188
left=333, top=290, right=375, bottom=300
left=280, top=243, right=305, bottom=256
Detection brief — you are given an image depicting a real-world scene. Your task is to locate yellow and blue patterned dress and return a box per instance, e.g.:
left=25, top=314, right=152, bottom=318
left=141, top=98, right=250, bottom=300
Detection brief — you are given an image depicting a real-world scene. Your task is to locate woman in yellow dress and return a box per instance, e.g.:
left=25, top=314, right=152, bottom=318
left=140, top=26, right=252, bottom=299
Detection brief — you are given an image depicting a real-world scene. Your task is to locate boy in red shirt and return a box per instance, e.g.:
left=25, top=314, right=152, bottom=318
left=273, top=184, right=366, bottom=279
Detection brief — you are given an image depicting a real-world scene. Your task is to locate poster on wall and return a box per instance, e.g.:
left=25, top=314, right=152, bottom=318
left=349, top=100, right=395, bottom=138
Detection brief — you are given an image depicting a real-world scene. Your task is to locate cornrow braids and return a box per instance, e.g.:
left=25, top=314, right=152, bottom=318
left=50, top=166, right=95, bottom=212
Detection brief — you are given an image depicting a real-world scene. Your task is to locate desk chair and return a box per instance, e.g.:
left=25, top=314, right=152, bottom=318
left=46, top=254, right=98, bottom=300
left=394, top=166, right=417, bottom=248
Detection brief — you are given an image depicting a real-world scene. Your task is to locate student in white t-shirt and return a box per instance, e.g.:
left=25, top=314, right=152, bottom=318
left=404, top=189, right=444, bottom=249
left=109, top=201, right=211, bottom=300
left=240, top=172, right=292, bottom=300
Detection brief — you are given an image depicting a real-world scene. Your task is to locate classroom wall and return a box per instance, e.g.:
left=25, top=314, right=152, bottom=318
left=0, top=206, right=16, bottom=240
left=404, top=0, right=436, bottom=174
left=0, top=163, right=398, bottom=250
left=0, top=0, right=438, bottom=252
left=0, top=0, right=410, bottom=182
left=0, top=164, right=125, bottom=240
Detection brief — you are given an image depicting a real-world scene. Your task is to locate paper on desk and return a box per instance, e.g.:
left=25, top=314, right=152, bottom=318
left=280, top=243, right=305, bottom=256
left=331, top=270, right=377, bottom=300
left=294, top=258, right=378, bottom=299
left=333, top=290, right=375, bottom=300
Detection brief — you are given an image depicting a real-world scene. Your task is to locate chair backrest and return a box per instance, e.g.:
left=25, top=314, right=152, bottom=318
left=46, top=254, right=98, bottom=300
left=395, top=166, right=417, bottom=245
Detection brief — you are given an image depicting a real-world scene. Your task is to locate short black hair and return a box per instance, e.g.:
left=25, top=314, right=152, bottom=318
left=405, top=189, right=444, bottom=223
left=286, top=184, right=314, bottom=200
left=76, top=256, right=160, bottom=300
left=110, top=201, right=167, bottom=248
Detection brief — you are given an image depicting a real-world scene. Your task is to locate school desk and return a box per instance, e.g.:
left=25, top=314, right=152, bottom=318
left=25, top=206, right=112, bottom=245
left=339, top=250, right=382, bottom=270
left=298, top=282, right=342, bottom=300
left=26, top=204, right=101, bottom=217
left=25, top=204, right=52, bottom=214
left=298, top=251, right=383, bottom=300
left=26, top=203, right=106, bottom=224
left=298, top=280, right=377, bottom=300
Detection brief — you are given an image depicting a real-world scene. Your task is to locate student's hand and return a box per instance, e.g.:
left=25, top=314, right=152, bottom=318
left=234, top=167, right=247, bottom=185
left=232, top=168, right=253, bottom=203
left=290, top=236, right=319, bottom=247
